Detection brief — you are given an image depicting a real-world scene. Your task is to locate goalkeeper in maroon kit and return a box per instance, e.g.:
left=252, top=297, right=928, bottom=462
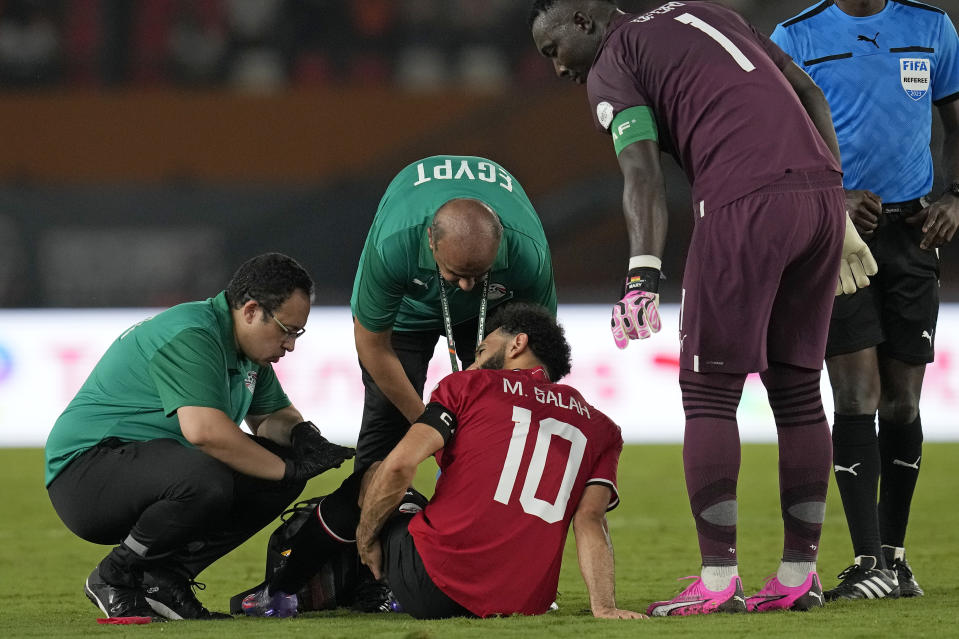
left=530, top=0, right=878, bottom=616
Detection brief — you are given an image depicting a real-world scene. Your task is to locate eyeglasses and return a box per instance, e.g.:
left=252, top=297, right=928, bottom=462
left=266, top=309, right=305, bottom=340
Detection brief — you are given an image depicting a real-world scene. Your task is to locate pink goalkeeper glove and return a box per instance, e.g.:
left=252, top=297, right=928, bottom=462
left=610, top=266, right=662, bottom=349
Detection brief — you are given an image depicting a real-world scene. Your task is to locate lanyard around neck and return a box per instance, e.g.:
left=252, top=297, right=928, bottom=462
left=437, top=266, right=490, bottom=372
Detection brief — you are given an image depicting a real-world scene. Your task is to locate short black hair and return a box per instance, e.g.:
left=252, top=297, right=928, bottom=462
left=224, top=252, right=314, bottom=313
left=529, top=0, right=616, bottom=29
left=486, top=302, right=572, bottom=382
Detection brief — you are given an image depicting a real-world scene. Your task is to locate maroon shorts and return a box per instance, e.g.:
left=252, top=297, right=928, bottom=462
left=679, top=170, right=845, bottom=374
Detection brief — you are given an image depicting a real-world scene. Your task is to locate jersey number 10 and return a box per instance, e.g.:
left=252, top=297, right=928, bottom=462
left=493, top=406, right=587, bottom=524
left=675, top=13, right=756, bottom=72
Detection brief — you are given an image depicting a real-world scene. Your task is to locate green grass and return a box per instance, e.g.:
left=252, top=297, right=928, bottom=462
left=1, top=444, right=957, bottom=638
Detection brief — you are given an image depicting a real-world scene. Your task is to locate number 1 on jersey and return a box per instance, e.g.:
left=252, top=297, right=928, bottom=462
left=675, top=13, right=756, bottom=72
left=493, top=405, right=587, bottom=524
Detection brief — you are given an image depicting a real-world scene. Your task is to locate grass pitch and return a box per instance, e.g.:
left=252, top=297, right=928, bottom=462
left=1, top=443, right=957, bottom=638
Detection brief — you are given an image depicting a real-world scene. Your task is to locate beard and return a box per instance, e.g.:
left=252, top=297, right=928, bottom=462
left=478, top=346, right=506, bottom=371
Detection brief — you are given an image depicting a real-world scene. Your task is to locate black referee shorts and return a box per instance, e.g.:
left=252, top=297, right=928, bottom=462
left=826, top=199, right=939, bottom=364
left=381, top=514, right=473, bottom=619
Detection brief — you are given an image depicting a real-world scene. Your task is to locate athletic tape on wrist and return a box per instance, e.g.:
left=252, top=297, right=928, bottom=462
left=628, top=255, right=662, bottom=270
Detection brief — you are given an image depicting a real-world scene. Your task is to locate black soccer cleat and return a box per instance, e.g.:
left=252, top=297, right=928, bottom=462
left=84, top=566, right=161, bottom=620
left=351, top=578, right=403, bottom=613
left=888, top=557, right=923, bottom=598
left=142, top=568, right=232, bottom=620
left=824, top=556, right=900, bottom=601
left=882, top=546, right=923, bottom=598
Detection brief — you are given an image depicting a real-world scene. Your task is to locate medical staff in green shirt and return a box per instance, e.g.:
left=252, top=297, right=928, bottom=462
left=45, top=253, right=354, bottom=622
left=350, top=155, right=557, bottom=471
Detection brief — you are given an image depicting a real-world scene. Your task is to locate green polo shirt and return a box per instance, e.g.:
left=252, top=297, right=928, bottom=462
left=44, top=291, right=291, bottom=486
left=351, top=155, right=557, bottom=333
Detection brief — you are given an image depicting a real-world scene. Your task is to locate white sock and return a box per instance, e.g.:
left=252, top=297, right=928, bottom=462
left=701, top=565, right=738, bottom=591
left=777, top=561, right=816, bottom=587
left=882, top=544, right=906, bottom=561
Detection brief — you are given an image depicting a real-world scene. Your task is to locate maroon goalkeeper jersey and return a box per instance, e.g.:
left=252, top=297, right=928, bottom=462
left=408, top=366, right=623, bottom=617
left=588, top=1, right=840, bottom=210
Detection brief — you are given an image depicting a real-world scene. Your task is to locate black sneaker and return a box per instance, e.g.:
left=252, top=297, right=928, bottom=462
left=142, top=568, right=232, bottom=620
left=824, top=556, right=900, bottom=601
left=84, top=566, right=160, bottom=620
left=882, top=546, right=923, bottom=598
left=889, top=557, right=923, bottom=597
left=351, top=578, right=403, bottom=613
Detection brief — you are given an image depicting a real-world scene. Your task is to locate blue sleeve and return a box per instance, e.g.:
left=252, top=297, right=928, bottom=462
left=770, top=25, right=795, bottom=62
left=933, top=13, right=959, bottom=104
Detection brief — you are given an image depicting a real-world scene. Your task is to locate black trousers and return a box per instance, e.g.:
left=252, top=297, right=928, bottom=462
left=355, top=317, right=479, bottom=470
left=48, top=436, right=305, bottom=579
left=382, top=514, right=473, bottom=619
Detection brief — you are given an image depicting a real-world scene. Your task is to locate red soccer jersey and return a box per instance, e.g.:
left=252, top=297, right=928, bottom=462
left=588, top=1, right=840, bottom=210
left=407, top=367, right=623, bottom=617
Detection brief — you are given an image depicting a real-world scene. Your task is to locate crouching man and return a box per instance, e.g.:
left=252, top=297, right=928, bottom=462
left=45, top=253, right=354, bottom=621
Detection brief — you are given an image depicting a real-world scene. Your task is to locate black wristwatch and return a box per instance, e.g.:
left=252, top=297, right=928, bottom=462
left=946, top=182, right=959, bottom=198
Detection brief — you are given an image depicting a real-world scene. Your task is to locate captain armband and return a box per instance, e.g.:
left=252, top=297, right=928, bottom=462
left=416, top=402, right=458, bottom=444
left=611, top=106, right=658, bottom=156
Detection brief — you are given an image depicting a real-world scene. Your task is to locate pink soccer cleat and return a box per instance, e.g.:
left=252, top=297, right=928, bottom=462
left=746, top=572, right=824, bottom=612
left=646, top=575, right=747, bottom=617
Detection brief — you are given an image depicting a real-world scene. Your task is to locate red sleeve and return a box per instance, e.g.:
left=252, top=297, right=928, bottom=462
left=428, top=371, right=470, bottom=416
left=427, top=371, right=486, bottom=465
left=585, top=413, right=624, bottom=511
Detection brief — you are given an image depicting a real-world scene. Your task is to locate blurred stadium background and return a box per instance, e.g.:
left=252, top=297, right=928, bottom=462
left=1, top=0, right=954, bottom=308
left=0, top=0, right=957, bottom=446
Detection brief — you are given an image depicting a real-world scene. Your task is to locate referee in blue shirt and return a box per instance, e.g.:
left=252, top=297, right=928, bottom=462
left=773, top=0, right=959, bottom=601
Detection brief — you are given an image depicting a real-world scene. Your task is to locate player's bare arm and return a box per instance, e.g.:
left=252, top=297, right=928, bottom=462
left=178, top=405, right=288, bottom=480
left=909, top=100, right=959, bottom=249
left=617, top=140, right=668, bottom=259
left=357, top=423, right=444, bottom=579
left=245, top=404, right=304, bottom=445
left=608, top=140, right=667, bottom=348
left=353, top=318, right=427, bottom=423
left=780, top=61, right=841, bottom=164
left=572, top=484, right=646, bottom=619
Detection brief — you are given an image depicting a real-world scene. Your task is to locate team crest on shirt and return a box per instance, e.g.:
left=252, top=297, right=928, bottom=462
left=899, top=58, right=930, bottom=101
left=597, top=101, right=614, bottom=130
left=488, top=282, right=508, bottom=300
left=244, top=371, right=258, bottom=394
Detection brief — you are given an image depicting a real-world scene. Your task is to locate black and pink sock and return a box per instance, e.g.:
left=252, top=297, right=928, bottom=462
left=760, top=363, right=830, bottom=564
left=680, top=368, right=746, bottom=568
